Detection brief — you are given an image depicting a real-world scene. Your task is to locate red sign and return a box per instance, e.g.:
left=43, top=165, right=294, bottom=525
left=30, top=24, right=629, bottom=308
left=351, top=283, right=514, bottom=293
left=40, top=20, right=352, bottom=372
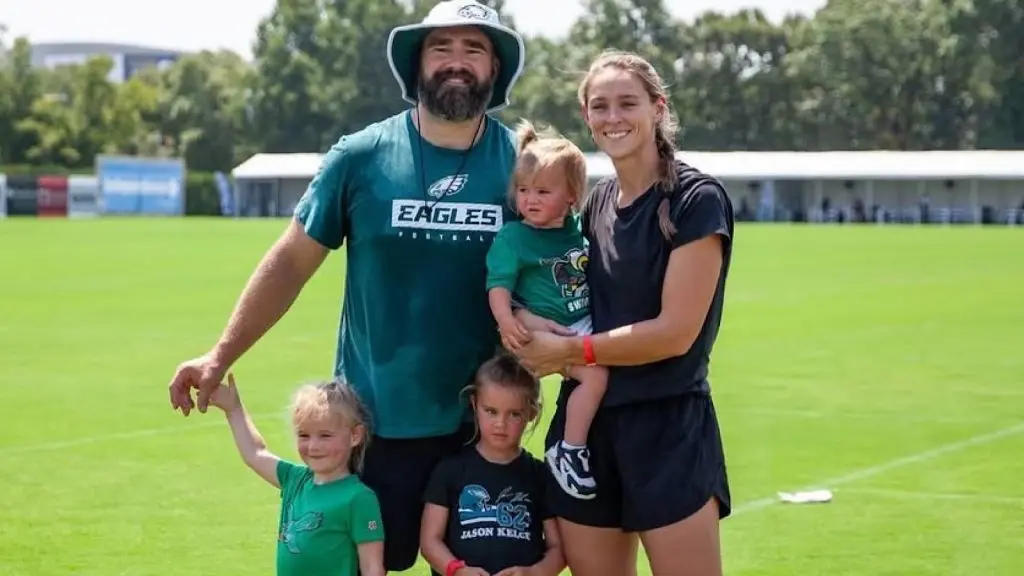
left=37, top=175, right=69, bottom=217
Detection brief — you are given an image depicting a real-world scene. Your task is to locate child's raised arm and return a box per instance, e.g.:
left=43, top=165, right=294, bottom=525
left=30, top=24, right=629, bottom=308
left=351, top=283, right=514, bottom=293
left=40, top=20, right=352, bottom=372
left=210, top=374, right=282, bottom=488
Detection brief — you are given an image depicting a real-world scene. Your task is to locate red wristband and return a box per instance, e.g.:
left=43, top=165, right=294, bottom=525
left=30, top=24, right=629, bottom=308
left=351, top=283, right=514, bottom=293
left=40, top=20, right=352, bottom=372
left=582, top=335, right=597, bottom=366
left=446, top=559, right=466, bottom=576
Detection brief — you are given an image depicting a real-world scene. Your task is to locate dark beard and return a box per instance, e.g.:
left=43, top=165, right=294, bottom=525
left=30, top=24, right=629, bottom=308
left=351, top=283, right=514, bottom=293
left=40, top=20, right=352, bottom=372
left=418, top=68, right=493, bottom=122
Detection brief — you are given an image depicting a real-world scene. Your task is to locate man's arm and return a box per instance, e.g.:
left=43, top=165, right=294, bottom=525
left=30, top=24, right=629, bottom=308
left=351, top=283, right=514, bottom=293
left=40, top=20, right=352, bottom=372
left=209, top=220, right=329, bottom=370
left=214, top=134, right=355, bottom=370
left=190, top=137, right=354, bottom=412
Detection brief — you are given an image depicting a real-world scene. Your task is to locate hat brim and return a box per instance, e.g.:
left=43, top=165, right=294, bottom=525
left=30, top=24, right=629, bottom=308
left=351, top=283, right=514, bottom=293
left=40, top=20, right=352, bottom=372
left=387, top=21, right=525, bottom=113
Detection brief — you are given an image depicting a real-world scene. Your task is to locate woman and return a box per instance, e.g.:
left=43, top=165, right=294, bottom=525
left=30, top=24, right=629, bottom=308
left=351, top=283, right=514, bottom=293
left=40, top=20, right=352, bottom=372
left=506, top=50, right=735, bottom=576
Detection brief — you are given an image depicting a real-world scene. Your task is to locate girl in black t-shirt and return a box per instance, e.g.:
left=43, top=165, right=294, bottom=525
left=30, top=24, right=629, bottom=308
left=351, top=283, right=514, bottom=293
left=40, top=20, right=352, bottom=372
left=419, top=355, right=566, bottom=576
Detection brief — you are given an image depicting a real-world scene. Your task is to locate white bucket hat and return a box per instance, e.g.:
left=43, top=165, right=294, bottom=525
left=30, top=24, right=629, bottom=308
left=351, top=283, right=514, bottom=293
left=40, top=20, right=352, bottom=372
left=386, top=0, right=525, bottom=113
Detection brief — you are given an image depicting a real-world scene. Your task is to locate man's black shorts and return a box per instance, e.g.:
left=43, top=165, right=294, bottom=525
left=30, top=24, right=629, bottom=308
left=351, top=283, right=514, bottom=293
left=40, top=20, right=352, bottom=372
left=359, top=422, right=476, bottom=572
left=544, top=381, right=731, bottom=532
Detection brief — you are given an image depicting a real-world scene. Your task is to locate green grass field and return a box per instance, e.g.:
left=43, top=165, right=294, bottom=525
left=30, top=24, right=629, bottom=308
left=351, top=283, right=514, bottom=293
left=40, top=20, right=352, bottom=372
left=1, top=218, right=1022, bottom=576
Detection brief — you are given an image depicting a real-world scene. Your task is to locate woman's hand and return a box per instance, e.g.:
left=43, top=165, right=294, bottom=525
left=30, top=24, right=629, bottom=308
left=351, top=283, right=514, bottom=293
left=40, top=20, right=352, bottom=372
left=513, top=331, right=577, bottom=377
left=494, top=567, right=533, bottom=576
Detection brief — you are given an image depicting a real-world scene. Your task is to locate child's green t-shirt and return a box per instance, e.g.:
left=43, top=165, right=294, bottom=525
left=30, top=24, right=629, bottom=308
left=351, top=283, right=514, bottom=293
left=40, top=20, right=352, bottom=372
left=276, top=461, right=383, bottom=576
left=485, top=215, right=591, bottom=327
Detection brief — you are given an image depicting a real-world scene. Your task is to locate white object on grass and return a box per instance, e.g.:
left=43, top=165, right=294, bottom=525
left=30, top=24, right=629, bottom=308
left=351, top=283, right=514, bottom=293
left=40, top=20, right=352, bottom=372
left=778, top=489, right=834, bottom=504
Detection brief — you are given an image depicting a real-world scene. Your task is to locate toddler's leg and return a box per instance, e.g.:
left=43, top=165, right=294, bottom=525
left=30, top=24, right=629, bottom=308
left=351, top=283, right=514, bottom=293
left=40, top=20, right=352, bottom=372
left=546, top=365, right=608, bottom=501
left=563, top=365, right=608, bottom=447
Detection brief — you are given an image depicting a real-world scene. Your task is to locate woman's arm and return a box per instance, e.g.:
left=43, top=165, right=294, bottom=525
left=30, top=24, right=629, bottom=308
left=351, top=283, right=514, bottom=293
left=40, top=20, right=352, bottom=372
left=575, top=234, right=724, bottom=365
left=513, top=234, right=724, bottom=374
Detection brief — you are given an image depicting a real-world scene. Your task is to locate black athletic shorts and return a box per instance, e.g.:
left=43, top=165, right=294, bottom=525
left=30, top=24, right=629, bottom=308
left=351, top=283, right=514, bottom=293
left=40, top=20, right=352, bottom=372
left=359, top=422, right=476, bottom=572
left=544, top=381, right=731, bottom=532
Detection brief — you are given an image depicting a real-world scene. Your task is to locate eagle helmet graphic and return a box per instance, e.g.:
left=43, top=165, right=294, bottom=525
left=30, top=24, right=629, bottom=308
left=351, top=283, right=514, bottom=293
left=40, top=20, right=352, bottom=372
left=458, top=484, right=492, bottom=512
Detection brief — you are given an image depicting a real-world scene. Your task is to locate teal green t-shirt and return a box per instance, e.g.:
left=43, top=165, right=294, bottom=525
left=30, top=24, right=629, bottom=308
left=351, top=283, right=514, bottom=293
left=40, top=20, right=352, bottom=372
left=294, top=110, right=517, bottom=438
left=276, top=461, right=384, bottom=576
left=485, top=215, right=591, bottom=327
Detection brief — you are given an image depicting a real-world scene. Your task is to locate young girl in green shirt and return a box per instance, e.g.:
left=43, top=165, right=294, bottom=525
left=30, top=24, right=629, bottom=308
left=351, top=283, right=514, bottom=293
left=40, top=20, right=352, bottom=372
left=210, top=374, right=386, bottom=576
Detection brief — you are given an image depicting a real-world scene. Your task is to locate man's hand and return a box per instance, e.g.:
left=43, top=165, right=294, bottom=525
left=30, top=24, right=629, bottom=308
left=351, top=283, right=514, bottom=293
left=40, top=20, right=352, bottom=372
left=168, top=353, right=228, bottom=416
left=455, top=567, right=491, bottom=576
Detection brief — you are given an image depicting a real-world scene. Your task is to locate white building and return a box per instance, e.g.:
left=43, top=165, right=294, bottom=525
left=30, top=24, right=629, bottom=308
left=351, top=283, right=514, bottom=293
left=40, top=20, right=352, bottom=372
left=30, top=42, right=183, bottom=83
left=230, top=149, right=1024, bottom=225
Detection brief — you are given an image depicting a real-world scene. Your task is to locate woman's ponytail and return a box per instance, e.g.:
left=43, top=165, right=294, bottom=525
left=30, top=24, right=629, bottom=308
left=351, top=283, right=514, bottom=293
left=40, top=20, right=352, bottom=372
left=654, top=124, right=678, bottom=240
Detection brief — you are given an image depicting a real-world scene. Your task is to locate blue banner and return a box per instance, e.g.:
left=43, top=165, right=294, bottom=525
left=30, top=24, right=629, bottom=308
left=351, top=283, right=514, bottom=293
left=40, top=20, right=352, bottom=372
left=213, top=171, right=234, bottom=217
left=97, top=155, right=186, bottom=215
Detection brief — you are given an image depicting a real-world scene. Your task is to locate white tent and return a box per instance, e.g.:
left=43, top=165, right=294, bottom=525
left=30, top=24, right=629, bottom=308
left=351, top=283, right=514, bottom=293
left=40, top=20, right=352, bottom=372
left=230, top=149, right=1024, bottom=223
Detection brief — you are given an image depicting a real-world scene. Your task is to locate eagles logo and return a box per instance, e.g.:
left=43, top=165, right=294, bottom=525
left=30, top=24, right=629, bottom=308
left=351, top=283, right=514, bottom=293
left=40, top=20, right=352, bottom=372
left=457, top=4, right=491, bottom=20
left=279, top=511, right=324, bottom=554
left=427, top=174, right=469, bottom=199
left=551, top=247, right=589, bottom=299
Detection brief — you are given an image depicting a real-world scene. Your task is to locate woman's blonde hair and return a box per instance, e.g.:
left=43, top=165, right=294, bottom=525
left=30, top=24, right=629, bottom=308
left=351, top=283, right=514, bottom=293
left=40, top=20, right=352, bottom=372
left=509, top=120, right=588, bottom=215
left=578, top=50, right=680, bottom=240
left=290, top=379, right=372, bottom=473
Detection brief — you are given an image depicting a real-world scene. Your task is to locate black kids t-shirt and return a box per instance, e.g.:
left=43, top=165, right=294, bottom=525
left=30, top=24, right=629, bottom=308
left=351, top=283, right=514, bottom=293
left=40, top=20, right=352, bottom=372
left=581, top=159, right=735, bottom=406
left=423, top=447, right=551, bottom=574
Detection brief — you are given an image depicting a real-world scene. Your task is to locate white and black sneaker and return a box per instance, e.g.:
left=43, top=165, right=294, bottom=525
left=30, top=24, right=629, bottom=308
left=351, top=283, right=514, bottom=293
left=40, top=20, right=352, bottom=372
left=546, top=442, right=597, bottom=500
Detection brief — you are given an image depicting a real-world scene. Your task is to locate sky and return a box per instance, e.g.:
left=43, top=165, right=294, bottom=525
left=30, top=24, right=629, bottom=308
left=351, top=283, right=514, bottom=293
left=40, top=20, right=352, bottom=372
left=2, top=0, right=826, bottom=59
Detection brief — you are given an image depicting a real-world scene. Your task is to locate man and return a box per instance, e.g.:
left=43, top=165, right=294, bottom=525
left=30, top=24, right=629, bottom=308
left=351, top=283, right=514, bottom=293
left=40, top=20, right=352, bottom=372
left=168, top=1, right=534, bottom=571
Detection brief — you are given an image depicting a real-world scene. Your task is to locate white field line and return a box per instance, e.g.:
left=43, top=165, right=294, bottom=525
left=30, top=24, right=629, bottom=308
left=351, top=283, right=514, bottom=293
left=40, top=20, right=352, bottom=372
left=4, top=415, right=1022, bottom=514
left=732, top=421, right=1024, bottom=516
left=838, top=487, right=1024, bottom=506
left=0, top=411, right=285, bottom=458
left=737, top=406, right=1009, bottom=425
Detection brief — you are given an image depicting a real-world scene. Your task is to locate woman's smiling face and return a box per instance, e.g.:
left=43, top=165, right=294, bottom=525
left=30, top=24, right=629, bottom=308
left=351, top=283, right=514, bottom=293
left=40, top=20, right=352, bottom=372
left=582, top=66, right=661, bottom=162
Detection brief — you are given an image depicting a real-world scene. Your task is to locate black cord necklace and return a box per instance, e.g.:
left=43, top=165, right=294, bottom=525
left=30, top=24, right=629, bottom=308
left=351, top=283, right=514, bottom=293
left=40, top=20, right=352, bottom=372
left=415, top=109, right=486, bottom=216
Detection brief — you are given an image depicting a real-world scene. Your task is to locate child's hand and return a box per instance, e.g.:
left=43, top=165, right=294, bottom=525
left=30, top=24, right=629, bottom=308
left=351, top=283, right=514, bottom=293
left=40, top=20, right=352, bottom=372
left=455, top=567, right=491, bottom=576
left=494, top=567, right=533, bottom=576
left=498, top=316, right=532, bottom=351
left=209, top=373, right=242, bottom=413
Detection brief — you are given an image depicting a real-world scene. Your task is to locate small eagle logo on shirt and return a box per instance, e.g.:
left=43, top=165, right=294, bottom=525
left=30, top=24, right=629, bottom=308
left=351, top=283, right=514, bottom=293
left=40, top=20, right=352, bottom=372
left=427, top=174, right=469, bottom=199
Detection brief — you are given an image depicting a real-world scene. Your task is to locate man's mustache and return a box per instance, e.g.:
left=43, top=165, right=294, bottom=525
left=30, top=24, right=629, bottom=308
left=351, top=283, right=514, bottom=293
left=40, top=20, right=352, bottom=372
left=433, top=68, right=478, bottom=86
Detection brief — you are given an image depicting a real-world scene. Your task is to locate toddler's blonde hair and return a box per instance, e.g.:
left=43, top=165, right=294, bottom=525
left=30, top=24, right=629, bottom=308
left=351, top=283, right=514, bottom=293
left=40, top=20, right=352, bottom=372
left=509, top=120, right=588, bottom=214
